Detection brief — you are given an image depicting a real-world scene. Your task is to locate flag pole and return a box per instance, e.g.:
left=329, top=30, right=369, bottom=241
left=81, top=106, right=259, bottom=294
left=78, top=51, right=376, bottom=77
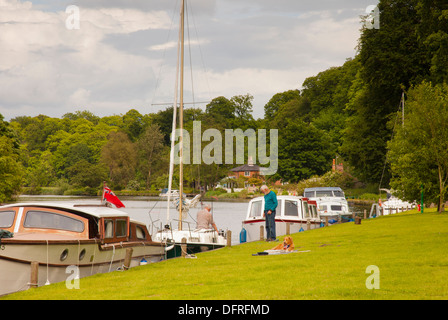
left=101, top=181, right=106, bottom=205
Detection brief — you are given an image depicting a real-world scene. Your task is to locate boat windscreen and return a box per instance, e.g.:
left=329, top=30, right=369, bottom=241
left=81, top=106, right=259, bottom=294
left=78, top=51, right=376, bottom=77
left=0, top=211, right=15, bottom=228
left=316, top=190, right=333, bottom=197
left=249, top=200, right=263, bottom=218
left=333, top=190, right=345, bottom=197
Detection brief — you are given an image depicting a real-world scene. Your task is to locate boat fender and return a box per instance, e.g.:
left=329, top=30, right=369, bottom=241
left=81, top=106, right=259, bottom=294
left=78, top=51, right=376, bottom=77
left=239, top=226, right=247, bottom=243
left=0, top=229, right=13, bottom=250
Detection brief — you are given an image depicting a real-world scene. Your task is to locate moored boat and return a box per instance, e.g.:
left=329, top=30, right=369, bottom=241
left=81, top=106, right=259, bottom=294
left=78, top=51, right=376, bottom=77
left=379, top=188, right=416, bottom=214
left=303, top=187, right=352, bottom=223
left=154, top=222, right=227, bottom=258
left=0, top=202, right=166, bottom=296
left=242, top=195, right=321, bottom=242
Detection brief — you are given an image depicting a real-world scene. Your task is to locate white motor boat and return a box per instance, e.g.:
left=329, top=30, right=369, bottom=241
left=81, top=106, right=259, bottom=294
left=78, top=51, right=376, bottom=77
left=241, top=195, right=321, bottom=242
left=380, top=189, right=416, bottom=214
left=303, top=187, right=352, bottom=223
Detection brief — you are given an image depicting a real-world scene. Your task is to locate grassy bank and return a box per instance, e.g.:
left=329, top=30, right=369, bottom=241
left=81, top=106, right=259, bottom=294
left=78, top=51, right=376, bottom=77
left=3, top=209, right=448, bottom=300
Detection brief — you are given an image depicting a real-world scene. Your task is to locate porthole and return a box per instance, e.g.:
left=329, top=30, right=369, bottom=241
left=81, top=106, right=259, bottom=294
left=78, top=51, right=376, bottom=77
left=60, top=249, right=69, bottom=261
left=79, top=248, right=86, bottom=261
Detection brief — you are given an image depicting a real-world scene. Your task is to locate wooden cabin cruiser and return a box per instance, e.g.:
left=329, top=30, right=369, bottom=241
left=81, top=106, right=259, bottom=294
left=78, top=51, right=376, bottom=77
left=242, top=195, right=321, bottom=242
left=0, top=203, right=166, bottom=296
left=303, top=187, right=352, bottom=223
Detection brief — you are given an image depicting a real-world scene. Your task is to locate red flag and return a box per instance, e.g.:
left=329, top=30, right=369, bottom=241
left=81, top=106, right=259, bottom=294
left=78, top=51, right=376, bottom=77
left=103, top=186, right=125, bottom=208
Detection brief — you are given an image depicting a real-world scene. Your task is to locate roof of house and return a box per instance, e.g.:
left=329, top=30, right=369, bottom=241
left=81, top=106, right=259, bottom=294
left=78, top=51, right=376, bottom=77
left=230, top=164, right=261, bottom=172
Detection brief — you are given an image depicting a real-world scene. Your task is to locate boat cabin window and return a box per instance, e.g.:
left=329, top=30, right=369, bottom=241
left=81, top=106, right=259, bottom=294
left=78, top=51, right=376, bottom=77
left=316, top=190, right=333, bottom=197
left=331, top=205, right=342, bottom=211
left=333, top=190, right=344, bottom=197
left=249, top=200, right=263, bottom=218
left=284, top=200, right=299, bottom=217
left=0, top=211, right=15, bottom=228
left=319, top=205, right=327, bottom=211
left=104, top=219, right=114, bottom=238
left=116, top=219, right=127, bottom=238
left=136, top=226, right=146, bottom=239
left=304, top=191, right=314, bottom=198
left=24, top=210, right=84, bottom=232
left=303, top=203, right=310, bottom=218
left=309, top=206, right=318, bottom=218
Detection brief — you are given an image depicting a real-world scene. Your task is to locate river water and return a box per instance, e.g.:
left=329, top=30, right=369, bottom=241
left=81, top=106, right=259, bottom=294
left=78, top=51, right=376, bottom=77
left=16, top=195, right=372, bottom=245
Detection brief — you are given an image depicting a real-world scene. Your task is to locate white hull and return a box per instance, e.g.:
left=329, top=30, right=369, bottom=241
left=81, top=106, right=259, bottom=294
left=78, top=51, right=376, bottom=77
left=0, top=240, right=164, bottom=296
left=243, top=218, right=321, bottom=243
left=242, top=195, right=322, bottom=243
left=154, top=229, right=226, bottom=257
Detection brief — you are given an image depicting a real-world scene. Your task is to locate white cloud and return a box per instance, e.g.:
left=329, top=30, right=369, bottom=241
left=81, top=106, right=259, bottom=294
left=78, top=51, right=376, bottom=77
left=0, top=0, right=372, bottom=120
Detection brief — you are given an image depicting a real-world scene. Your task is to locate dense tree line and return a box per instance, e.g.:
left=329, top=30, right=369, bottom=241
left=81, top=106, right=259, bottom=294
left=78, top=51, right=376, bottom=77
left=0, top=0, right=447, bottom=206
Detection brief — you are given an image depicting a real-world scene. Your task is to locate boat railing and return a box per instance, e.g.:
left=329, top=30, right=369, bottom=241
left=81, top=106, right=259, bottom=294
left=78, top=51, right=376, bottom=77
left=172, top=219, right=193, bottom=239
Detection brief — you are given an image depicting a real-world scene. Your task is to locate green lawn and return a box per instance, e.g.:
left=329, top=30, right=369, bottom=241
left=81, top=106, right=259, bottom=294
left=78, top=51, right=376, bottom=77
left=3, top=209, right=448, bottom=300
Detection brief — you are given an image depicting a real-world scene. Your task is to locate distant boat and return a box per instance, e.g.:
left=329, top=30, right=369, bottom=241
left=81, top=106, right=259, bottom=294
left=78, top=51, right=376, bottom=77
left=303, top=187, right=352, bottom=223
left=0, top=202, right=166, bottom=296
left=242, top=195, right=321, bottom=242
left=159, top=188, right=180, bottom=197
left=380, top=189, right=416, bottom=214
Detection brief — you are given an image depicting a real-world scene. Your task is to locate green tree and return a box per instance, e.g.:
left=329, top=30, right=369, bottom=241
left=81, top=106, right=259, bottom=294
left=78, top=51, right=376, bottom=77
left=342, top=0, right=431, bottom=183
left=101, top=131, right=137, bottom=189
left=264, top=90, right=301, bottom=122
left=137, top=124, right=168, bottom=189
left=0, top=136, right=24, bottom=202
left=387, top=81, right=448, bottom=212
left=275, top=120, right=334, bottom=183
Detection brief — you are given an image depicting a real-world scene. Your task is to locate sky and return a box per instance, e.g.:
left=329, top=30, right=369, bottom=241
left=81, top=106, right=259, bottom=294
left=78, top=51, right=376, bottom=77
left=0, top=0, right=378, bottom=121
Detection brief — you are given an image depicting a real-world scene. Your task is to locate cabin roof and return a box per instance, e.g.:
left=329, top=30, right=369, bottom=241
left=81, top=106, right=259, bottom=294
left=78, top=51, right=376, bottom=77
left=0, top=203, right=129, bottom=219
left=230, top=164, right=261, bottom=172
left=250, top=195, right=305, bottom=202
left=303, top=187, right=343, bottom=192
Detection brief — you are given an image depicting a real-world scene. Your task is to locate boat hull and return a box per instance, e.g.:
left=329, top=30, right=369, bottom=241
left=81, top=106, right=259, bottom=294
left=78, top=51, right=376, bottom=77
left=154, top=229, right=226, bottom=259
left=0, top=240, right=165, bottom=296
left=242, top=218, right=321, bottom=242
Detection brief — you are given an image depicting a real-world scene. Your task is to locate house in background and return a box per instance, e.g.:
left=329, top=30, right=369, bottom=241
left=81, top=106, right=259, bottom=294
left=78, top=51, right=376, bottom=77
left=218, top=157, right=263, bottom=192
left=229, top=163, right=261, bottom=179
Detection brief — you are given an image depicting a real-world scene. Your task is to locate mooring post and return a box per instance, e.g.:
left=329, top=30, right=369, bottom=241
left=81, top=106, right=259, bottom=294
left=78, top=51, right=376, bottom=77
left=286, top=222, right=290, bottom=235
left=226, top=230, right=232, bottom=247
left=123, top=248, right=133, bottom=270
left=30, top=261, right=39, bottom=289
left=181, top=237, right=187, bottom=257
left=306, top=219, right=311, bottom=230
left=355, top=215, right=362, bottom=225
left=364, top=209, right=367, bottom=219
left=259, top=226, right=264, bottom=241
left=325, top=216, right=329, bottom=227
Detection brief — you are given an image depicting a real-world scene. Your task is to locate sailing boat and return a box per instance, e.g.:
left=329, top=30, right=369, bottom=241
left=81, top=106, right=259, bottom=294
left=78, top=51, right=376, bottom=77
left=153, top=0, right=226, bottom=258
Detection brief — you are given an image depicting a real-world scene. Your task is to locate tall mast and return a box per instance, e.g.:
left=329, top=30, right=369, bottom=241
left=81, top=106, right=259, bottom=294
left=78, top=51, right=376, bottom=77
left=178, top=0, right=185, bottom=230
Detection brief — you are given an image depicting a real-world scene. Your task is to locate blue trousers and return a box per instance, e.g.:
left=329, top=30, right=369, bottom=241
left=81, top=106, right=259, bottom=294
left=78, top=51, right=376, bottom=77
left=264, top=210, right=276, bottom=240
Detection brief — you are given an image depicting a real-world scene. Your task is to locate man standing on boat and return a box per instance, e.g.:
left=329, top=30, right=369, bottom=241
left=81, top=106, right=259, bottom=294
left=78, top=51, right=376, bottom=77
left=261, top=185, right=278, bottom=241
left=196, top=205, right=218, bottom=232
